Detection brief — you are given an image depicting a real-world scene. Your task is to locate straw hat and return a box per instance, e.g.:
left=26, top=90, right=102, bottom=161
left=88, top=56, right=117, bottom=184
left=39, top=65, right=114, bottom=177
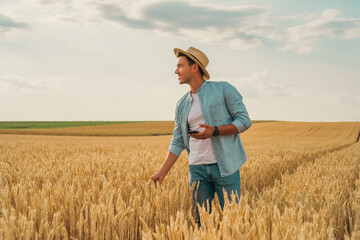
left=174, top=47, right=210, bottom=80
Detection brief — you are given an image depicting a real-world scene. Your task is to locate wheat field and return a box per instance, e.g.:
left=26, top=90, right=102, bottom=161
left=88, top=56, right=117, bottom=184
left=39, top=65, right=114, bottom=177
left=0, top=121, right=175, bottom=137
left=0, top=122, right=359, bottom=239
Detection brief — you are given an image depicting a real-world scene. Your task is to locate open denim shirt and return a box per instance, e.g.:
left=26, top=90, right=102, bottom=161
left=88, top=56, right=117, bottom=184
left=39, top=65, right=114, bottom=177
left=169, top=81, right=252, bottom=177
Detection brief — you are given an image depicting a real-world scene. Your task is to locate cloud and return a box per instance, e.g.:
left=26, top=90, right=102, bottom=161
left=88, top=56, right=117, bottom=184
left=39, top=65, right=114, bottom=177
left=0, top=12, right=28, bottom=35
left=27, top=1, right=360, bottom=54
left=39, top=0, right=65, bottom=4
left=97, top=3, right=156, bottom=30
left=95, top=1, right=271, bottom=49
left=279, top=9, right=360, bottom=54
left=322, top=92, right=360, bottom=106
left=276, top=14, right=303, bottom=20
left=0, top=75, right=73, bottom=92
left=220, top=70, right=291, bottom=98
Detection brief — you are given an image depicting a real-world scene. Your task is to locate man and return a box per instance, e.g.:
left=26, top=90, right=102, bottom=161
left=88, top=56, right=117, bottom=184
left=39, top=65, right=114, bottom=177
left=150, top=47, right=252, bottom=226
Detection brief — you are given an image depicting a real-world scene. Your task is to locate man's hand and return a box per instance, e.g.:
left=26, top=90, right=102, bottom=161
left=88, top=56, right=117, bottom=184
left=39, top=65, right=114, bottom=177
left=148, top=152, right=179, bottom=188
left=149, top=172, right=165, bottom=188
left=189, top=123, right=215, bottom=139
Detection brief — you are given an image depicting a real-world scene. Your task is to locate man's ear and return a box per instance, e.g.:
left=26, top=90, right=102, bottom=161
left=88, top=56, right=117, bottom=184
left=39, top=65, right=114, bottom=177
left=192, top=63, right=199, bottom=73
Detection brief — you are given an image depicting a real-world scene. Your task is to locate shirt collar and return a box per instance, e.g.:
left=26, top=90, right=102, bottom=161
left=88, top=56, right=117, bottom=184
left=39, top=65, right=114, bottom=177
left=187, top=81, right=208, bottom=102
left=196, top=80, right=207, bottom=93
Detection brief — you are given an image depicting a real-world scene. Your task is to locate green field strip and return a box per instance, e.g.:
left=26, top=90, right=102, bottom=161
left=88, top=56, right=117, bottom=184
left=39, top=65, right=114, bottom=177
left=0, top=121, right=146, bottom=129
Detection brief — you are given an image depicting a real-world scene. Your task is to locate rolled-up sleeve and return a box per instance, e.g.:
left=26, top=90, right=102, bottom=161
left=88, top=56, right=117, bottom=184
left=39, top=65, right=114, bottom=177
left=224, top=82, right=252, bottom=133
left=168, top=106, right=185, bottom=156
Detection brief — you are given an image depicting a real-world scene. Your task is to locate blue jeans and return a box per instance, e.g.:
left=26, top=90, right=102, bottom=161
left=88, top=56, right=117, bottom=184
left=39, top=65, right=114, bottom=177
left=189, top=164, right=241, bottom=227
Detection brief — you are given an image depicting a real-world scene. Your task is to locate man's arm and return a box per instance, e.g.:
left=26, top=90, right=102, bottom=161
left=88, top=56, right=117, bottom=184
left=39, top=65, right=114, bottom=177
left=189, top=123, right=237, bottom=139
left=190, top=82, right=251, bottom=140
left=150, top=101, right=185, bottom=187
left=149, top=151, right=179, bottom=187
left=223, top=82, right=252, bottom=133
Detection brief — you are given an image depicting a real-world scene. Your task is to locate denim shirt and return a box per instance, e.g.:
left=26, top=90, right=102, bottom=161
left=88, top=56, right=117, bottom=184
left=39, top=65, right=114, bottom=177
left=169, top=81, right=252, bottom=177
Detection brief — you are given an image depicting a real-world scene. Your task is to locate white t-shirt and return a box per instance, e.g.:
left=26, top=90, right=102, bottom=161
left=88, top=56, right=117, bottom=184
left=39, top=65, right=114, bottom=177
left=187, top=94, right=217, bottom=165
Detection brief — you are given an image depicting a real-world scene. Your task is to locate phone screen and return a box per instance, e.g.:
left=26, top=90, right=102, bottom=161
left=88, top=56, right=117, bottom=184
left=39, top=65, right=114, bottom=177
left=187, top=130, right=200, bottom=134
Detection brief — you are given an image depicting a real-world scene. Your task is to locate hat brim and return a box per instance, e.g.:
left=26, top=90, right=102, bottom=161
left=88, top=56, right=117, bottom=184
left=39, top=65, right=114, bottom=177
left=174, top=48, right=210, bottom=80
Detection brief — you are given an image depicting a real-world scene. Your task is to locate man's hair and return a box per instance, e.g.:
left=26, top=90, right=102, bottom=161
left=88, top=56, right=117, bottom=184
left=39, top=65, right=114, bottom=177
left=178, top=52, right=204, bottom=77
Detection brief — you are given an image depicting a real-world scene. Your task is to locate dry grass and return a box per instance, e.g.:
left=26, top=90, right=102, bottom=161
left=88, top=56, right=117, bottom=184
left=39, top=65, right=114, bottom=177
left=0, top=120, right=274, bottom=137
left=0, top=121, right=175, bottom=136
left=0, top=122, right=359, bottom=239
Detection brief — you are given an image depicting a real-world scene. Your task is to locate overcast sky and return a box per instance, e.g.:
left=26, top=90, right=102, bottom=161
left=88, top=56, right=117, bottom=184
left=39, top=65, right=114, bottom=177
left=1, top=0, right=359, bottom=121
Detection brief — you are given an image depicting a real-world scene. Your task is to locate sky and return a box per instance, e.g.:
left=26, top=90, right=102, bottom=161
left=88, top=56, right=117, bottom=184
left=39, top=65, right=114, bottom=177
left=0, top=0, right=359, bottom=122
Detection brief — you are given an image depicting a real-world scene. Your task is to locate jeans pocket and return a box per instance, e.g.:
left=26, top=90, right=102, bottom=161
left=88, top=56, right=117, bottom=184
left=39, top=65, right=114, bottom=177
left=189, top=165, right=205, bottom=185
left=218, top=170, right=240, bottom=186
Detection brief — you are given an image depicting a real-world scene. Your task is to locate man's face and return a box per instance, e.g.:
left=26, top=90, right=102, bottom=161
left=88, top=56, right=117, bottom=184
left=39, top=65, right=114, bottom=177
left=175, top=56, right=193, bottom=85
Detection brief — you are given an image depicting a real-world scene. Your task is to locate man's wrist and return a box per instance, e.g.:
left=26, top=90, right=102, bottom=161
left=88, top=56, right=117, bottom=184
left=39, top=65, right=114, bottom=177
left=213, top=126, right=219, bottom=137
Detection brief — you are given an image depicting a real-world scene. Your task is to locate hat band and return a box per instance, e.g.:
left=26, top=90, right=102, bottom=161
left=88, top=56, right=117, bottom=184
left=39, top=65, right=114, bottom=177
left=188, top=52, right=205, bottom=68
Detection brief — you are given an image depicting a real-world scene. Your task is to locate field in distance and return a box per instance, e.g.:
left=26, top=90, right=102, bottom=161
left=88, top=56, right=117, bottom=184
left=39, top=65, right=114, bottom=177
left=0, top=120, right=273, bottom=136
left=0, top=121, right=143, bottom=129
left=0, top=121, right=174, bottom=136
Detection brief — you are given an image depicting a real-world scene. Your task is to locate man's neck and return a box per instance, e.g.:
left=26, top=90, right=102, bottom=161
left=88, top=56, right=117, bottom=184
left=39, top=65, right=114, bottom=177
left=189, top=79, right=205, bottom=94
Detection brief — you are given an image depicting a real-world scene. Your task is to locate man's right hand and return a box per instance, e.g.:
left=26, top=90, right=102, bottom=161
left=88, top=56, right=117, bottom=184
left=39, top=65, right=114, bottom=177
left=148, top=151, right=179, bottom=188
left=149, top=172, right=165, bottom=188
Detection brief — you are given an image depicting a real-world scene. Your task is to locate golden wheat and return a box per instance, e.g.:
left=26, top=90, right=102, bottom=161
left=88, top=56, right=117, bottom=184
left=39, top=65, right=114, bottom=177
left=0, top=121, right=175, bottom=137
left=0, top=122, right=359, bottom=239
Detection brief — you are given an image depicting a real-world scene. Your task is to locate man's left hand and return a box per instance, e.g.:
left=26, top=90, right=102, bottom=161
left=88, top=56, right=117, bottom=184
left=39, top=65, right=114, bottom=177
left=189, top=123, right=215, bottom=139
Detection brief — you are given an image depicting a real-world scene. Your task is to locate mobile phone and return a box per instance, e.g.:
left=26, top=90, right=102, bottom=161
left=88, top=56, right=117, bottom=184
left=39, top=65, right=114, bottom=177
left=187, top=130, right=200, bottom=134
